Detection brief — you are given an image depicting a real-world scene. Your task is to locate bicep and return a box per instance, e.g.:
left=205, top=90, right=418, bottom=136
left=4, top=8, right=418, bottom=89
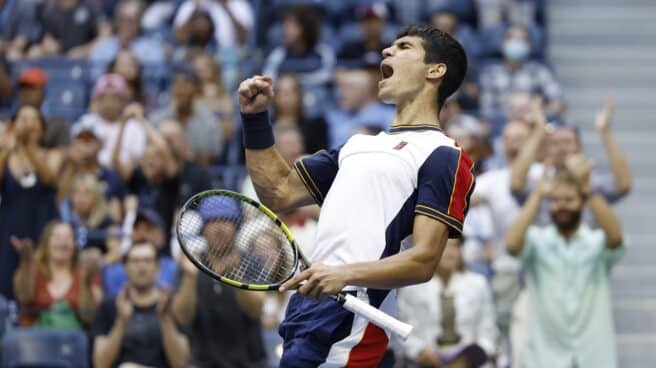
left=411, top=214, right=450, bottom=269
left=280, top=167, right=318, bottom=211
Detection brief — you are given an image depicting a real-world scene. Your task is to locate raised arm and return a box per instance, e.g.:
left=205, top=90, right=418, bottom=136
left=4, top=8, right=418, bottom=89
left=93, top=290, right=132, bottom=368
left=506, top=178, right=549, bottom=256
left=595, top=96, right=632, bottom=196
left=510, top=100, right=548, bottom=194
left=239, top=76, right=314, bottom=212
left=0, top=130, right=13, bottom=185
left=567, top=155, right=623, bottom=249
left=158, top=290, right=190, bottom=368
left=11, top=237, right=36, bottom=304
left=171, top=256, right=198, bottom=326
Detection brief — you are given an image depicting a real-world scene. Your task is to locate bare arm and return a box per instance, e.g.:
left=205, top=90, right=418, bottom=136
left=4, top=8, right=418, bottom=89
left=170, top=259, right=198, bottom=327
left=510, top=103, right=548, bottom=194
left=506, top=183, right=547, bottom=256
left=159, top=313, right=190, bottom=368
left=0, top=143, right=11, bottom=186
left=93, top=319, right=127, bottom=368
left=239, top=76, right=314, bottom=212
left=23, top=145, right=60, bottom=187
left=234, top=290, right=265, bottom=320
left=281, top=215, right=450, bottom=297
left=11, top=238, right=36, bottom=304
left=79, top=281, right=102, bottom=325
left=596, top=96, right=632, bottom=195
left=94, top=290, right=132, bottom=368
left=218, top=1, right=249, bottom=44
left=587, top=193, right=623, bottom=249
left=110, top=119, right=133, bottom=181
left=246, top=146, right=314, bottom=212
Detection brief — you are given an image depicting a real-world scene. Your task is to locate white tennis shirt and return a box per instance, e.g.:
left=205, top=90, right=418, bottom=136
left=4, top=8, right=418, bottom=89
left=294, top=125, right=475, bottom=310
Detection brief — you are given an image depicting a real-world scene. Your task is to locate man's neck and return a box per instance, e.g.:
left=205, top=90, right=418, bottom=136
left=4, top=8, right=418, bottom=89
left=391, top=88, right=440, bottom=127
left=80, top=160, right=100, bottom=172
left=128, top=286, right=159, bottom=306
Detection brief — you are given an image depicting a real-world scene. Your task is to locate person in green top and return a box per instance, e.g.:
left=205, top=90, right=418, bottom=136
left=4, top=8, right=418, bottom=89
left=506, top=154, right=625, bottom=368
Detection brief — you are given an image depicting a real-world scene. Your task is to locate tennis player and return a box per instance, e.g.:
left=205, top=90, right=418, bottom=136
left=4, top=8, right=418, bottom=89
left=239, top=24, right=473, bottom=367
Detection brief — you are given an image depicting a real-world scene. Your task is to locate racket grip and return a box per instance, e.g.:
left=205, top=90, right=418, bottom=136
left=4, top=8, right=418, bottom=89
left=340, top=294, right=413, bottom=340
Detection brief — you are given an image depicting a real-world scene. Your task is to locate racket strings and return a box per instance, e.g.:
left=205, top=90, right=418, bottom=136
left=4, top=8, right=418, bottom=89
left=178, top=193, right=297, bottom=285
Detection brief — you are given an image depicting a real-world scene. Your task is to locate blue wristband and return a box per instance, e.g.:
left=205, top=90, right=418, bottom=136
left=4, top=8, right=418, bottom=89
left=242, top=111, right=275, bottom=149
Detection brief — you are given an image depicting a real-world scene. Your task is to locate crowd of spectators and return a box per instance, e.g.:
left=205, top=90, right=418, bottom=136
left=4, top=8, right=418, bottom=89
left=0, top=0, right=632, bottom=367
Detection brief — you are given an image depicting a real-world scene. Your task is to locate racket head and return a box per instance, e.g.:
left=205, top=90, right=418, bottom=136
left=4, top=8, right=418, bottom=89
left=176, top=189, right=301, bottom=291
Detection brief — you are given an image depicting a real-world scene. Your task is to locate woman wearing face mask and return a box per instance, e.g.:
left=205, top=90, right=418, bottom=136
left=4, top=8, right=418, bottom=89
left=60, top=173, right=122, bottom=264
left=398, top=239, right=498, bottom=368
left=12, top=220, right=103, bottom=328
left=0, top=105, right=63, bottom=299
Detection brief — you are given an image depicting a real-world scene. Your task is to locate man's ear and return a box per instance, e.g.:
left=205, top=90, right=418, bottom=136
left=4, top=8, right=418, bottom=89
left=427, top=63, right=447, bottom=82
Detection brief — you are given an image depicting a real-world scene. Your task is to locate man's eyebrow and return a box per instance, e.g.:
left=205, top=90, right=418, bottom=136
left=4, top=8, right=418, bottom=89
left=394, top=40, right=413, bottom=47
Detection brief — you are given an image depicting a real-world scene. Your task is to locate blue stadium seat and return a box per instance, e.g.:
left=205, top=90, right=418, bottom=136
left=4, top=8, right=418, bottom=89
left=10, top=58, right=89, bottom=84
left=45, top=82, right=88, bottom=122
left=1, top=329, right=89, bottom=368
left=0, top=294, right=8, bottom=339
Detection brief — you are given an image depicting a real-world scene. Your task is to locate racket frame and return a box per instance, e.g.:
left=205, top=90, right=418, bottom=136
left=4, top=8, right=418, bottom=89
left=176, top=189, right=302, bottom=291
left=176, top=189, right=413, bottom=339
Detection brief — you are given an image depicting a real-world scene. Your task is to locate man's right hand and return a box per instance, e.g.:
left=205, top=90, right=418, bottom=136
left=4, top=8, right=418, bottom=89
left=238, top=75, right=274, bottom=114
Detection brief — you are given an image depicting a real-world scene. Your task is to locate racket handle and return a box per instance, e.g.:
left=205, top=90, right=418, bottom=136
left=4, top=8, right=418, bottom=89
left=339, top=294, right=413, bottom=340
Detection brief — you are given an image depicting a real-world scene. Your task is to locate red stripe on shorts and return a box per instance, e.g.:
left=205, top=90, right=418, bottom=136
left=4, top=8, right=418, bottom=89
left=345, top=323, right=389, bottom=367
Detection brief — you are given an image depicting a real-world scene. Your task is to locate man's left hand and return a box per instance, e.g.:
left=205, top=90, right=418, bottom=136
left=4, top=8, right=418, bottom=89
left=279, top=262, right=347, bottom=299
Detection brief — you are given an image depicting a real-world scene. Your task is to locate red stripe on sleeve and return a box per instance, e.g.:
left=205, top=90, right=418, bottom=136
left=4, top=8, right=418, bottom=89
left=345, top=323, right=389, bottom=367
left=447, top=149, right=475, bottom=223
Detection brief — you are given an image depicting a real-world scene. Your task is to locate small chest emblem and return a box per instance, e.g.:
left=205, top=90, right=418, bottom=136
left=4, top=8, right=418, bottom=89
left=393, top=141, right=408, bottom=150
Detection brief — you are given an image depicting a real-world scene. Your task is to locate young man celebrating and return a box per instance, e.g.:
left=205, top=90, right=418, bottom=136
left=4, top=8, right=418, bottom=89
left=239, top=24, right=473, bottom=367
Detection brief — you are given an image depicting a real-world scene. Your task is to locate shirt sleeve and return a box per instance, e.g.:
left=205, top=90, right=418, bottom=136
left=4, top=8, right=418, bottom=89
left=415, top=146, right=475, bottom=238
left=590, top=168, right=628, bottom=203
left=597, top=230, right=627, bottom=270
left=293, top=148, right=340, bottom=205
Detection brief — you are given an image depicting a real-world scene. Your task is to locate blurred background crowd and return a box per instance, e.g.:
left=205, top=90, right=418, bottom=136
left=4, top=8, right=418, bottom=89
left=0, top=0, right=638, bottom=367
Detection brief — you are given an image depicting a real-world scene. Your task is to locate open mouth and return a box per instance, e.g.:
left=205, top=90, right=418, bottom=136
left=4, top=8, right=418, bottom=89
left=380, top=63, right=394, bottom=80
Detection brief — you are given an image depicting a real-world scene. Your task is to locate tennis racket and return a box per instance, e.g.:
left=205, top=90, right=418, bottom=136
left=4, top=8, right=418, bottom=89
left=175, top=189, right=413, bottom=339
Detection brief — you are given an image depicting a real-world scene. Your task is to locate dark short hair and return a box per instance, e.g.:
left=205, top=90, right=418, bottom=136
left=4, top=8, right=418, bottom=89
left=395, top=24, right=467, bottom=111
left=284, top=5, right=320, bottom=50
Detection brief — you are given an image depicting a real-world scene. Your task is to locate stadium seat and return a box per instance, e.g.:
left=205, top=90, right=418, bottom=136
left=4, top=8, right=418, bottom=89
left=1, top=329, right=89, bottom=368
left=0, top=294, right=8, bottom=338
left=45, top=82, right=88, bottom=122
left=10, top=58, right=89, bottom=84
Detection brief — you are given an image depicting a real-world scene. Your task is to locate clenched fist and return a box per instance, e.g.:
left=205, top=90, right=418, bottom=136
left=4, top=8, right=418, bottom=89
left=238, top=75, right=274, bottom=114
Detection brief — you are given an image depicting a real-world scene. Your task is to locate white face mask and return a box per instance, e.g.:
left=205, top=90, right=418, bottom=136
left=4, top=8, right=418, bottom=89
left=503, top=39, right=530, bottom=62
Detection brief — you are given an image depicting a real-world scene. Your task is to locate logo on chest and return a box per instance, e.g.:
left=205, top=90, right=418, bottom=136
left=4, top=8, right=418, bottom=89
left=393, top=141, right=408, bottom=150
